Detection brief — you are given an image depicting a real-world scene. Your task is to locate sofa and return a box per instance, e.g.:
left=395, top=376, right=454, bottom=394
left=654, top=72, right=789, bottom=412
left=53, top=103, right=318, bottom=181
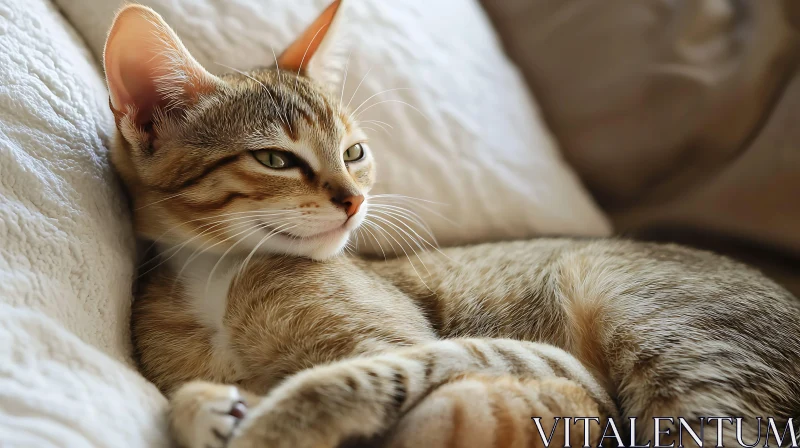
left=482, top=0, right=800, bottom=295
left=1, top=0, right=796, bottom=446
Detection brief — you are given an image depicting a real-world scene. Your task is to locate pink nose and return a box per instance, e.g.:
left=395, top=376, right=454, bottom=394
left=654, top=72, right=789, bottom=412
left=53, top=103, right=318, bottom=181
left=332, top=194, right=364, bottom=218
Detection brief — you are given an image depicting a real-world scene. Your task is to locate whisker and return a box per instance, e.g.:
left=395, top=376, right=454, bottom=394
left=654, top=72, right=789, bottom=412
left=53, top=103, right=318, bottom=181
left=369, top=193, right=449, bottom=206
left=364, top=216, right=432, bottom=291
left=345, top=66, right=372, bottom=110
left=359, top=126, right=381, bottom=135
left=355, top=99, right=430, bottom=123
left=360, top=124, right=389, bottom=136
left=368, top=210, right=431, bottom=251
left=141, top=215, right=278, bottom=278
left=214, top=62, right=289, bottom=127
left=236, top=221, right=300, bottom=279
left=370, top=195, right=457, bottom=227
left=367, top=203, right=438, bottom=245
left=141, top=210, right=299, bottom=270
left=191, top=215, right=300, bottom=266
left=350, top=87, right=413, bottom=117
left=367, top=213, right=432, bottom=276
left=350, top=226, right=360, bottom=251
left=176, top=215, right=300, bottom=281
left=343, top=240, right=355, bottom=256
left=359, top=220, right=388, bottom=260
left=353, top=226, right=367, bottom=252
left=206, top=220, right=300, bottom=293
left=340, top=50, right=353, bottom=107
left=135, top=191, right=191, bottom=211
left=369, top=200, right=454, bottom=239
left=168, top=217, right=270, bottom=293
left=369, top=208, right=454, bottom=263
left=270, top=46, right=281, bottom=72
left=143, top=210, right=302, bottom=255
left=363, top=219, right=400, bottom=259
left=268, top=46, right=293, bottom=127
left=359, top=119, right=393, bottom=131
left=368, top=207, right=437, bottom=248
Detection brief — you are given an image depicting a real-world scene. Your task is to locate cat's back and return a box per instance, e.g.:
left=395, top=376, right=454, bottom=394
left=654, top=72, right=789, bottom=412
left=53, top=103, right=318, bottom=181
left=371, top=237, right=793, bottom=301
left=367, top=237, right=800, bottom=346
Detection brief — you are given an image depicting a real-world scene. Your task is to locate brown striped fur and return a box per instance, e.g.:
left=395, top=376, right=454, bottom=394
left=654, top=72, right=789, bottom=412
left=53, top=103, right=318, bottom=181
left=104, top=3, right=800, bottom=448
left=385, top=374, right=604, bottom=448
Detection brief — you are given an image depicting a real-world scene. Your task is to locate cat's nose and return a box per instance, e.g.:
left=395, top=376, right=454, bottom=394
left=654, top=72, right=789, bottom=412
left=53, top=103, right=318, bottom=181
left=331, top=193, right=364, bottom=218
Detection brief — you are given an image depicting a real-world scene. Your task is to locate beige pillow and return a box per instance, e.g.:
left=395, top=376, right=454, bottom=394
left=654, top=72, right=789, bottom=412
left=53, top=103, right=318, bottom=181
left=480, top=0, right=800, bottom=275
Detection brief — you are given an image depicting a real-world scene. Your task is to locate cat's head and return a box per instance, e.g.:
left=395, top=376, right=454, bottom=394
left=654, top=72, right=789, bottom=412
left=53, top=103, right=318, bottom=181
left=103, top=1, right=373, bottom=260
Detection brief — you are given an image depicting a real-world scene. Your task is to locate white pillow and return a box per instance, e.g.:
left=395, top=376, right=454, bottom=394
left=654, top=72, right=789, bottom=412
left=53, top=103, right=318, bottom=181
left=55, top=0, right=611, bottom=254
left=0, top=0, right=169, bottom=446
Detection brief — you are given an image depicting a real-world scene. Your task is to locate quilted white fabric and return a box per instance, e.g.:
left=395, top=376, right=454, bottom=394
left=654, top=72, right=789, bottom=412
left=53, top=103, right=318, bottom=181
left=1, top=0, right=609, bottom=446
left=0, top=0, right=169, bottom=446
left=56, top=0, right=611, bottom=251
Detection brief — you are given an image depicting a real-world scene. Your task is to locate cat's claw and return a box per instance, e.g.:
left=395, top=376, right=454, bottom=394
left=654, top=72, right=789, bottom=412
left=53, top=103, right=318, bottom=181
left=171, top=382, right=248, bottom=448
left=192, top=395, right=246, bottom=448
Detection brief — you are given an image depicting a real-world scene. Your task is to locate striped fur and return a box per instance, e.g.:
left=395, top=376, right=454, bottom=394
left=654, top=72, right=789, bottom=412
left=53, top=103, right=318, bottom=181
left=160, top=241, right=800, bottom=448
left=385, top=374, right=604, bottom=448
left=103, top=3, right=800, bottom=448
left=171, top=339, right=614, bottom=448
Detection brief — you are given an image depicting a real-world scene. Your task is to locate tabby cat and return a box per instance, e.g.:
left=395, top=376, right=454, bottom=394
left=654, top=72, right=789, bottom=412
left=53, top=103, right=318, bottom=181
left=103, top=2, right=800, bottom=447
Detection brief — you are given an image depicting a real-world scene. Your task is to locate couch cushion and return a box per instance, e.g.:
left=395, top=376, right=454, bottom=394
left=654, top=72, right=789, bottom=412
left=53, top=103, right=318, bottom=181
left=480, top=0, right=800, bottom=285
left=0, top=0, right=168, bottom=445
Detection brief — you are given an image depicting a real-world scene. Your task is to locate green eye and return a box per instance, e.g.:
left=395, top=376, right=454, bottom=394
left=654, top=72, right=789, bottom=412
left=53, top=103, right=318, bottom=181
left=254, top=150, right=290, bottom=169
left=343, top=143, right=365, bottom=162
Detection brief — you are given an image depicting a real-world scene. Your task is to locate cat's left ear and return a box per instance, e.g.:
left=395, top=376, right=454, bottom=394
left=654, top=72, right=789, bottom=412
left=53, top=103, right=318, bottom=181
left=277, top=0, right=348, bottom=89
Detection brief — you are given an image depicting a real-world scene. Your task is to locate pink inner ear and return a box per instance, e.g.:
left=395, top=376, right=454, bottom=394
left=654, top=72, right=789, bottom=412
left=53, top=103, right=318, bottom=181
left=104, top=5, right=216, bottom=126
left=277, top=0, right=342, bottom=73
left=105, top=7, right=166, bottom=125
left=109, top=50, right=164, bottom=125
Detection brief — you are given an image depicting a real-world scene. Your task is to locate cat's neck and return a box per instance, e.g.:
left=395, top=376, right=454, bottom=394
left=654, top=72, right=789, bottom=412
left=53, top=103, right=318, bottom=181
left=157, top=243, right=241, bottom=307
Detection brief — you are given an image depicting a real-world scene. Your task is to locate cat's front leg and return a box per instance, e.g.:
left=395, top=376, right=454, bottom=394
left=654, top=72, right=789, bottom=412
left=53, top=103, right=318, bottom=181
left=227, top=338, right=615, bottom=448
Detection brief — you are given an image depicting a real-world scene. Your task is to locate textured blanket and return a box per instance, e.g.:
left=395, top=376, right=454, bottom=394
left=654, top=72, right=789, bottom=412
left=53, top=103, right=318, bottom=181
left=0, top=0, right=169, bottom=446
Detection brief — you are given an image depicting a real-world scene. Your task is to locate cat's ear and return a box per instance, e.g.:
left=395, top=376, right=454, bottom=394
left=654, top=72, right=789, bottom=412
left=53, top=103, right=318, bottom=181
left=103, top=5, right=219, bottom=126
left=277, top=0, right=348, bottom=89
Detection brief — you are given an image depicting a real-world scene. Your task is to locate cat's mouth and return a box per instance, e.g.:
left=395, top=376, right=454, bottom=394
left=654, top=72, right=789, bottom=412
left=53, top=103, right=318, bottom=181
left=260, top=222, right=348, bottom=241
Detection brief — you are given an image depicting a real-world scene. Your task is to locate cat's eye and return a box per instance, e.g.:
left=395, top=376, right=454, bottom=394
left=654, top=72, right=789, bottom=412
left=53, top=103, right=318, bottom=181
left=343, top=143, right=365, bottom=163
left=254, top=150, right=291, bottom=169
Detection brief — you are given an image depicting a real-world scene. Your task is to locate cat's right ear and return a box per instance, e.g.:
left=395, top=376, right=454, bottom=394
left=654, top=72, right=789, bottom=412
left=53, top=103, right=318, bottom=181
left=103, top=5, right=219, bottom=132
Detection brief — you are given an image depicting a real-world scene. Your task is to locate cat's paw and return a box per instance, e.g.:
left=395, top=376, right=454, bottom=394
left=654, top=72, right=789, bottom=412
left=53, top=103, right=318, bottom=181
left=227, top=360, right=402, bottom=448
left=170, top=381, right=248, bottom=448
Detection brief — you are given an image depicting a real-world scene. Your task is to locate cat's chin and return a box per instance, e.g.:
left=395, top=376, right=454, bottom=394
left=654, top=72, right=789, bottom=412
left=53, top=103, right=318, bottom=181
left=237, top=225, right=353, bottom=261
left=292, top=229, right=353, bottom=261
left=253, top=210, right=366, bottom=260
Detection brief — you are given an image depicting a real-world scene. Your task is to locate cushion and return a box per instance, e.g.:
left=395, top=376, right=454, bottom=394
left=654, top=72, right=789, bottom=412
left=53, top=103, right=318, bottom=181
left=479, top=0, right=800, bottom=296
left=54, top=0, right=611, bottom=253
left=0, top=0, right=169, bottom=446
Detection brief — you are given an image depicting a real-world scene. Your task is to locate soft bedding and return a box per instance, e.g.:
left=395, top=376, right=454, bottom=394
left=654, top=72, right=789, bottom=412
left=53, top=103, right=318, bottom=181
left=0, top=0, right=168, bottom=446
left=480, top=0, right=800, bottom=295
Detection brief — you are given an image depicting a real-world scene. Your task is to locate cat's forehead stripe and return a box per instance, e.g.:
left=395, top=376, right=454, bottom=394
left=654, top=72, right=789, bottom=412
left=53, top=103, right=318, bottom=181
left=159, top=153, right=241, bottom=193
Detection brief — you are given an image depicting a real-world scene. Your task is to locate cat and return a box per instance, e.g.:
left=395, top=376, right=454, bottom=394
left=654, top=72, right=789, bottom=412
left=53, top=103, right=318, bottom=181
left=103, top=2, right=800, bottom=447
